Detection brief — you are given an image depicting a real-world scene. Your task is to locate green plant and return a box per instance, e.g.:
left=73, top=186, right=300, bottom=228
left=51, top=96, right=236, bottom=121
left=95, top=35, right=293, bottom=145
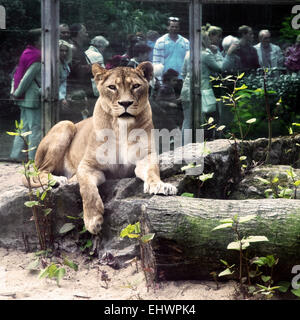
left=27, top=250, right=78, bottom=287
left=38, top=257, right=78, bottom=287
left=120, top=221, right=155, bottom=289
left=7, top=120, right=56, bottom=250
left=256, top=167, right=299, bottom=199
left=59, top=213, right=95, bottom=255
left=180, top=144, right=214, bottom=198
left=249, top=255, right=280, bottom=298
left=212, top=214, right=269, bottom=287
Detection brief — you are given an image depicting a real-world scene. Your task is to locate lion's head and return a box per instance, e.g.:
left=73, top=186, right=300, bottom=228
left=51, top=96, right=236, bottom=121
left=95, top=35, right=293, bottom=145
left=92, top=62, right=153, bottom=119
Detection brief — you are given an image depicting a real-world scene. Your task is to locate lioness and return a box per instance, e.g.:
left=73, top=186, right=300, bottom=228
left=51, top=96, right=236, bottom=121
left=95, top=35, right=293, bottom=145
left=28, top=62, right=177, bottom=235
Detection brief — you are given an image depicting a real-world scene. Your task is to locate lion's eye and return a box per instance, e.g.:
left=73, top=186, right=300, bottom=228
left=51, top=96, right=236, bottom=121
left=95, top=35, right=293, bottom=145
left=108, top=85, right=117, bottom=90
left=132, top=84, right=141, bottom=89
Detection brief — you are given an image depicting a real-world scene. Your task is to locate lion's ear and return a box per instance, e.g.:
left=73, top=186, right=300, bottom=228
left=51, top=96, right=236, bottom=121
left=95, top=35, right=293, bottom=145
left=136, top=61, right=153, bottom=82
left=92, top=63, right=107, bottom=83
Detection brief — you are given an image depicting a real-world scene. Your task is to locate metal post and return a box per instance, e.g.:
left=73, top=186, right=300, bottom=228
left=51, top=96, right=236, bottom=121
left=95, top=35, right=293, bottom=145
left=189, top=0, right=202, bottom=141
left=41, top=0, right=59, bottom=136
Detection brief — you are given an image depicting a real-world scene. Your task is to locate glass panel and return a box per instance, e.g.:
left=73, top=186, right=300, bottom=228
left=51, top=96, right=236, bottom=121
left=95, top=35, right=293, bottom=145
left=59, top=0, right=190, bottom=147
left=0, top=1, right=42, bottom=161
left=201, top=3, right=299, bottom=141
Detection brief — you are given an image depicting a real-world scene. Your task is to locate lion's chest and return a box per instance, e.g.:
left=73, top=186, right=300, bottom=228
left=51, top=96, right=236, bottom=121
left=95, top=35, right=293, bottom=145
left=104, top=163, right=136, bottom=179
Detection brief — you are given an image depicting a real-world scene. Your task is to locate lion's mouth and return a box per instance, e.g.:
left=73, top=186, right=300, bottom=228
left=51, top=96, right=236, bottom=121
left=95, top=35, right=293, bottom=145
left=118, top=112, right=135, bottom=118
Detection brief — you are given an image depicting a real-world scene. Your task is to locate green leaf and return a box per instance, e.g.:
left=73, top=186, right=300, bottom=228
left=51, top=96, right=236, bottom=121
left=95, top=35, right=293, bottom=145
left=286, top=168, right=296, bottom=178
left=291, top=287, right=300, bottom=297
left=261, top=275, right=271, bottom=283
left=217, top=125, right=226, bottom=131
left=238, top=215, right=256, bottom=223
left=120, top=223, right=141, bottom=238
left=38, top=267, right=49, bottom=279
left=198, top=172, right=214, bottom=182
left=55, top=267, right=66, bottom=286
left=246, top=118, right=256, bottom=124
left=181, top=192, right=194, bottom=198
left=277, top=281, right=290, bottom=293
left=6, top=131, right=20, bottom=136
left=252, top=257, right=267, bottom=266
left=43, top=208, right=52, bottom=216
left=127, top=233, right=140, bottom=239
left=256, top=177, right=270, bottom=185
left=27, top=258, right=40, bottom=271
left=20, top=131, right=32, bottom=137
left=47, top=264, right=58, bottom=278
left=208, top=117, right=214, bottom=124
left=220, top=259, right=229, bottom=267
left=239, top=156, right=247, bottom=161
left=272, top=177, right=279, bottom=184
left=294, top=180, right=300, bottom=187
left=140, top=233, right=155, bottom=243
left=181, top=163, right=195, bottom=171
left=227, top=240, right=249, bottom=251
left=59, top=223, right=75, bottom=234
left=212, top=223, right=233, bottom=231
left=234, top=84, right=248, bottom=91
left=237, top=72, right=245, bottom=79
left=245, top=236, right=269, bottom=243
left=66, top=215, right=81, bottom=220
left=24, top=201, right=39, bottom=208
left=219, top=218, right=234, bottom=224
left=63, top=258, right=78, bottom=271
left=218, top=268, right=234, bottom=277
left=208, top=124, right=216, bottom=130
left=40, top=191, right=47, bottom=201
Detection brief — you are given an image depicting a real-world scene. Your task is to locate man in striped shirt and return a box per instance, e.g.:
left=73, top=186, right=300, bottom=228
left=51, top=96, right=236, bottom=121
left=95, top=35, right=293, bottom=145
left=152, top=17, right=190, bottom=84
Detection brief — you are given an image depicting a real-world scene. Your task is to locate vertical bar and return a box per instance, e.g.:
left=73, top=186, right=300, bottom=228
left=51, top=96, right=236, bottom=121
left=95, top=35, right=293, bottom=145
left=189, top=0, right=202, bottom=141
left=0, top=5, right=6, bottom=29
left=41, top=0, right=59, bottom=136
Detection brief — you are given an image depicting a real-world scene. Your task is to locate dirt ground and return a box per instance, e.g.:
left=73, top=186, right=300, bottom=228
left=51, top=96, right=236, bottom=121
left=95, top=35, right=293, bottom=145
left=0, top=161, right=241, bottom=301
left=0, top=247, right=240, bottom=301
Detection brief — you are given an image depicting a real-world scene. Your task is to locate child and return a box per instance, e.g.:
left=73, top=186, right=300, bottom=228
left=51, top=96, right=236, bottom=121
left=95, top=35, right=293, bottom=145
left=155, top=68, right=183, bottom=130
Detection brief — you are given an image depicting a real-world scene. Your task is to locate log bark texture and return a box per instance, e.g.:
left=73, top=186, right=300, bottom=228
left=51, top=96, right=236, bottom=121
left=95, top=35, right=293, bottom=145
left=140, top=195, right=300, bottom=281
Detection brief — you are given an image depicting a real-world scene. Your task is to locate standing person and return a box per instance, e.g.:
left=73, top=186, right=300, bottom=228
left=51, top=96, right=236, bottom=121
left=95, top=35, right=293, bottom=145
left=207, top=25, right=224, bottom=62
left=85, top=35, right=109, bottom=96
left=127, top=43, right=151, bottom=68
left=68, top=23, right=92, bottom=120
left=201, top=29, right=239, bottom=138
left=146, top=30, right=160, bottom=62
left=58, top=40, right=73, bottom=120
left=235, top=25, right=260, bottom=72
left=59, top=23, right=71, bottom=42
left=10, top=29, right=42, bottom=161
left=152, top=16, right=190, bottom=88
left=85, top=35, right=109, bottom=67
left=254, top=30, right=284, bottom=69
left=180, top=51, right=192, bottom=143
left=69, top=23, right=90, bottom=84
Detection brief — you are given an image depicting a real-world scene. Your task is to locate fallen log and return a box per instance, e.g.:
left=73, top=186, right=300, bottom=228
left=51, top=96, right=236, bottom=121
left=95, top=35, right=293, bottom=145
left=140, top=196, right=300, bottom=282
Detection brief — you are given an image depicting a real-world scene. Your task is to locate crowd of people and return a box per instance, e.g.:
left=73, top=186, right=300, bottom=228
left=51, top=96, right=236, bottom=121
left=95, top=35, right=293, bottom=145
left=9, top=17, right=300, bottom=160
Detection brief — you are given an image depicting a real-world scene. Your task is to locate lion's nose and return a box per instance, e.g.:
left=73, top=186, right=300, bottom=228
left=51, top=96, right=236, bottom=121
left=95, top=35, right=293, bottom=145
left=118, top=100, right=134, bottom=109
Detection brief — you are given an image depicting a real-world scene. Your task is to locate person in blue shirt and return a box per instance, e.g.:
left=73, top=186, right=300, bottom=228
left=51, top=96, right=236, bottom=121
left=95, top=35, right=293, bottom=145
left=152, top=17, right=190, bottom=86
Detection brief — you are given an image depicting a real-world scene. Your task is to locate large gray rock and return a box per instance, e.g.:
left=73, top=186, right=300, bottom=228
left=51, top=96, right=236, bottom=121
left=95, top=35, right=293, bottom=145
left=0, top=135, right=299, bottom=263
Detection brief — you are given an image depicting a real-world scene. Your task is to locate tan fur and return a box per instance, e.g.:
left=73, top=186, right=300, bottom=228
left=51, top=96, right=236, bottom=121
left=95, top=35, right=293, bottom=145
left=25, top=62, right=177, bottom=234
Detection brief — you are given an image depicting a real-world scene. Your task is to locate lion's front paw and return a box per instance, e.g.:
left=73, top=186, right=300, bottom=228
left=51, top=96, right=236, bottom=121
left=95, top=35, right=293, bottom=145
left=144, top=181, right=177, bottom=195
left=51, top=175, right=68, bottom=187
left=84, top=215, right=103, bottom=235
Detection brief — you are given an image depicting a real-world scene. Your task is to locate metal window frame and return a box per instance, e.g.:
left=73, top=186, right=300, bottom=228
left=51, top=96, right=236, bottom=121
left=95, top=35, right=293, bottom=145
left=41, top=0, right=59, bottom=136
left=40, top=0, right=297, bottom=138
